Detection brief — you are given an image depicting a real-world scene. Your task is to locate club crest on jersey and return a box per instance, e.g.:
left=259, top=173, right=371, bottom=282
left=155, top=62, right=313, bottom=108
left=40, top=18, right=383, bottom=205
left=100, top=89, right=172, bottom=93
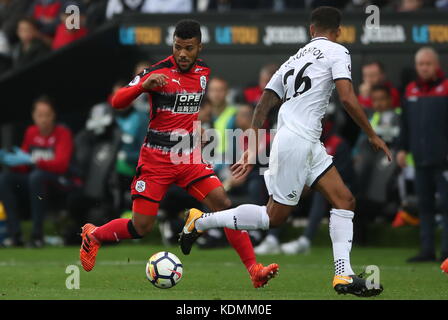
left=173, top=93, right=203, bottom=113
left=200, top=76, right=207, bottom=89
left=135, top=180, right=146, bottom=192
left=129, top=75, right=140, bottom=86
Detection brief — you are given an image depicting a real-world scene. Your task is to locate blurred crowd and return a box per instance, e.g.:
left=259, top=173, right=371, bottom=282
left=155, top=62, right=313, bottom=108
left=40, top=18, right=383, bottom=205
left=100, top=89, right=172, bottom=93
left=0, top=43, right=447, bottom=264
left=1, top=0, right=448, bottom=73
left=0, top=0, right=96, bottom=73
left=0, top=1, right=447, bottom=263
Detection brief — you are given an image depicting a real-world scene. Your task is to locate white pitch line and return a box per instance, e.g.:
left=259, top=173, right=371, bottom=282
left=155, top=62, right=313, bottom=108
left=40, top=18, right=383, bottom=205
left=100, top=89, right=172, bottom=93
left=0, top=260, right=441, bottom=271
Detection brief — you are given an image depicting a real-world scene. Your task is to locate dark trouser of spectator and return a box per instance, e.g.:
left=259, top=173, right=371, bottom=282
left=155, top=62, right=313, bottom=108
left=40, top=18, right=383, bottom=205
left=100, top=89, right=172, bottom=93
left=414, top=165, right=448, bottom=259
left=115, top=173, right=133, bottom=216
left=159, top=186, right=204, bottom=246
left=0, top=169, right=61, bottom=244
left=64, top=188, right=93, bottom=245
left=247, top=169, right=270, bottom=206
left=160, top=185, right=203, bottom=220
left=304, top=192, right=328, bottom=240
left=64, top=185, right=117, bottom=246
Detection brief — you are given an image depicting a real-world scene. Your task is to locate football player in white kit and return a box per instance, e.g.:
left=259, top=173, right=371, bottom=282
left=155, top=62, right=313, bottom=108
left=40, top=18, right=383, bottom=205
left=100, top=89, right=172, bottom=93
left=180, top=6, right=391, bottom=297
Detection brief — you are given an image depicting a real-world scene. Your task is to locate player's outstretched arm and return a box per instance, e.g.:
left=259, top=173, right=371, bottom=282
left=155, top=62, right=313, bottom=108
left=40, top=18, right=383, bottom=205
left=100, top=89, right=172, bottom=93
left=251, top=89, right=282, bottom=130
left=111, top=73, right=168, bottom=109
left=335, top=79, right=392, bottom=161
left=231, top=89, right=282, bottom=179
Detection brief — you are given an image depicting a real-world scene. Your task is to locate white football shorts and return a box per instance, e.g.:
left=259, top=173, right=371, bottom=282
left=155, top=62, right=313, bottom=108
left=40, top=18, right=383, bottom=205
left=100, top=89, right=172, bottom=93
left=264, top=126, right=333, bottom=206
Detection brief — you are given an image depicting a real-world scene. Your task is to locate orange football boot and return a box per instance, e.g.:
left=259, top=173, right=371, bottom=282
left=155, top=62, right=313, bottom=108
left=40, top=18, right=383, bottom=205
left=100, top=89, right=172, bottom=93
left=441, top=258, right=448, bottom=274
left=79, top=223, right=101, bottom=272
left=249, top=263, right=279, bottom=288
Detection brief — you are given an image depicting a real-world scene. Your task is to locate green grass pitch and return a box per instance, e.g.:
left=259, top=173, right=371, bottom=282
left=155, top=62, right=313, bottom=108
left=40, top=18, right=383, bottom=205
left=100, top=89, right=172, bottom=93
left=0, top=243, right=447, bottom=300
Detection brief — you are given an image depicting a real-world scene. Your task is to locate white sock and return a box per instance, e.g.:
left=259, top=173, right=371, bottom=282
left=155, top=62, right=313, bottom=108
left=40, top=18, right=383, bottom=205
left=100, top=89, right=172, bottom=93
left=329, top=208, right=355, bottom=276
left=195, top=204, right=270, bottom=231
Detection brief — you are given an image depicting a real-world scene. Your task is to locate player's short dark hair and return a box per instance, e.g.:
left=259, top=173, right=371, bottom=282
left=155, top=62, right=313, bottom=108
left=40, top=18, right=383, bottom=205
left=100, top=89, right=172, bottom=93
left=310, top=6, right=341, bottom=32
left=174, top=19, right=202, bottom=42
left=371, top=84, right=391, bottom=96
left=32, top=95, right=57, bottom=114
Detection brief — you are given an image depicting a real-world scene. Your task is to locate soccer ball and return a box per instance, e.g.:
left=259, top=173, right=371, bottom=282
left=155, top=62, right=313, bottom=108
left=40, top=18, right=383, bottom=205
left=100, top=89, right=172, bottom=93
left=146, top=251, right=183, bottom=289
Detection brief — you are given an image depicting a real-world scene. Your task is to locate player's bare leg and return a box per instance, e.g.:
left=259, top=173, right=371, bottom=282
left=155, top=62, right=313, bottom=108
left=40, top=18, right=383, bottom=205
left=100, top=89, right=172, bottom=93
left=245, top=197, right=293, bottom=287
left=132, top=211, right=157, bottom=236
left=80, top=200, right=155, bottom=272
left=181, top=193, right=287, bottom=287
left=182, top=195, right=293, bottom=236
left=183, top=185, right=279, bottom=288
left=314, top=166, right=383, bottom=297
left=265, top=196, right=295, bottom=227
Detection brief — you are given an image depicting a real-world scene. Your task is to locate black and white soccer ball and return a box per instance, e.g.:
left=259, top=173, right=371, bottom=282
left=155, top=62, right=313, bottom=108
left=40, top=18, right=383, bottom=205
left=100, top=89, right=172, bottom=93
left=146, top=251, right=183, bottom=289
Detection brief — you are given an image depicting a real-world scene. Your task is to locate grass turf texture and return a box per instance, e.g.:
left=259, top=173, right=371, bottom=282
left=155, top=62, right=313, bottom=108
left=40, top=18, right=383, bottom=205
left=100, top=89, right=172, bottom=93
left=0, top=244, right=447, bottom=300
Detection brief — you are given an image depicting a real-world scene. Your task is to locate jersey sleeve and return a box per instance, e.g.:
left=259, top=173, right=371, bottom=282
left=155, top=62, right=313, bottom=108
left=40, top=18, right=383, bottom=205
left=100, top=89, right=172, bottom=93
left=330, top=46, right=352, bottom=81
left=265, top=69, right=284, bottom=99
left=111, top=68, right=160, bottom=109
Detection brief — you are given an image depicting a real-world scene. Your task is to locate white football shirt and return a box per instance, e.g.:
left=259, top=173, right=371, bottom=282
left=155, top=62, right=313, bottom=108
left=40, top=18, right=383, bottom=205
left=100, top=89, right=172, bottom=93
left=266, top=37, right=352, bottom=142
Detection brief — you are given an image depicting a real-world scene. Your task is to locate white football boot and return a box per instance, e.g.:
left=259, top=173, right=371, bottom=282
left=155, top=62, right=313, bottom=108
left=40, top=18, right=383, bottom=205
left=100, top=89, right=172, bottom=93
left=254, top=235, right=281, bottom=255
left=281, top=236, right=311, bottom=255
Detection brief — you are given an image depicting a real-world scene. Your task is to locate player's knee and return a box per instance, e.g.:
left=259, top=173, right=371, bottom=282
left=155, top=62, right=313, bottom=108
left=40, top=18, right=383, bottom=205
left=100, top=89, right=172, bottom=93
left=268, top=216, right=284, bottom=228
left=133, top=220, right=153, bottom=236
left=212, top=197, right=232, bottom=211
left=349, top=196, right=356, bottom=211
left=223, top=197, right=232, bottom=209
left=268, top=211, right=287, bottom=228
left=345, top=193, right=356, bottom=211
left=334, top=192, right=356, bottom=211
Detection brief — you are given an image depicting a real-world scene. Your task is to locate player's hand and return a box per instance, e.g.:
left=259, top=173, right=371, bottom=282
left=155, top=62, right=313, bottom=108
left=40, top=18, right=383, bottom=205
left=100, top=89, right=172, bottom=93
left=359, top=82, right=371, bottom=97
left=231, top=150, right=255, bottom=180
left=368, top=134, right=392, bottom=162
left=142, top=74, right=169, bottom=90
left=230, top=174, right=247, bottom=187
left=396, top=150, right=407, bottom=168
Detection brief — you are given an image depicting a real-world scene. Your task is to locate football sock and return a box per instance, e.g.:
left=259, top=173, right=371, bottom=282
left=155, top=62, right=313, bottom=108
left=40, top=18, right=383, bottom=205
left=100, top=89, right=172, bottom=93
left=329, top=209, right=355, bottom=276
left=224, top=228, right=257, bottom=271
left=92, top=219, right=142, bottom=242
left=195, top=204, right=270, bottom=231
